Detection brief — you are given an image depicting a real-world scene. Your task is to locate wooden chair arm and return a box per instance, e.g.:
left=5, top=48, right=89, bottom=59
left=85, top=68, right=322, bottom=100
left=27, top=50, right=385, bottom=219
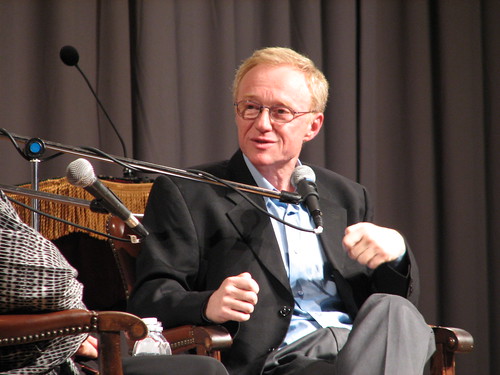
left=431, top=325, right=474, bottom=353
left=0, top=310, right=147, bottom=375
left=163, top=325, right=233, bottom=360
left=430, top=325, right=474, bottom=375
left=0, top=309, right=91, bottom=344
left=95, top=310, right=148, bottom=340
left=0, top=309, right=147, bottom=344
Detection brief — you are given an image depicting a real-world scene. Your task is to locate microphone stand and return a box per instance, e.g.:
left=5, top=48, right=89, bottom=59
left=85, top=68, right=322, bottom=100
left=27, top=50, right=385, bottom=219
left=0, top=183, right=93, bottom=209
left=0, top=130, right=301, bottom=204
left=30, top=158, right=41, bottom=231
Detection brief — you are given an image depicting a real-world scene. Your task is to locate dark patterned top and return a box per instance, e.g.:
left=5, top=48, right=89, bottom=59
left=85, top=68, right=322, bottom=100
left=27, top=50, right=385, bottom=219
left=0, top=191, right=86, bottom=374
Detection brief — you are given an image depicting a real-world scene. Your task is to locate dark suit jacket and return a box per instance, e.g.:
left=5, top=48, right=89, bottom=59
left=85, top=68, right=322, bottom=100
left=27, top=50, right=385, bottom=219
left=128, top=150, right=419, bottom=375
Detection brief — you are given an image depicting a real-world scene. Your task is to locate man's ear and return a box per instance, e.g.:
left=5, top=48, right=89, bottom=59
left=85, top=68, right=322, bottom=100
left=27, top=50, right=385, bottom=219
left=303, top=113, right=324, bottom=142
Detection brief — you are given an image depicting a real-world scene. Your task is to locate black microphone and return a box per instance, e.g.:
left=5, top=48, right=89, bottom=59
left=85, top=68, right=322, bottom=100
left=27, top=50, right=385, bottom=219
left=60, top=45, right=133, bottom=177
left=60, top=45, right=80, bottom=66
left=291, top=165, right=323, bottom=234
left=66, top=158, right=149, bottom=239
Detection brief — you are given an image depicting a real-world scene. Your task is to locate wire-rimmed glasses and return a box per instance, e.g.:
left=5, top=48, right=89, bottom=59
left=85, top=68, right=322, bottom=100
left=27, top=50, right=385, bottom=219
left=234, top=100, right=313, bottom=123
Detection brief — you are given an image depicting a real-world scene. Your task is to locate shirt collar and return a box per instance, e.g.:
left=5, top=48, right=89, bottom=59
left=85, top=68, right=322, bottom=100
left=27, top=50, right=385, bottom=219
left=243, top=154, right=276, bottom=191
left=242, top=154, right=302, bottom=192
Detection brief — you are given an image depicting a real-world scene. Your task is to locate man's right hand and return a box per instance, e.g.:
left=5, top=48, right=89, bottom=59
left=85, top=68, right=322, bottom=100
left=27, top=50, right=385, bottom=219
left=204, top=272, right=260, bottom=323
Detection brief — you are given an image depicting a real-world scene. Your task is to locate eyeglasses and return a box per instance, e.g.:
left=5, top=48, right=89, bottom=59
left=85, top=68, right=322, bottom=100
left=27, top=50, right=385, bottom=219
left=234, top=100, right=313, bottom=124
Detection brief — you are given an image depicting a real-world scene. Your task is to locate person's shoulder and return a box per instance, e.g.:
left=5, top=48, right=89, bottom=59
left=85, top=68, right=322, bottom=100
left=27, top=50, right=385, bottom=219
left=308, top=164, right=362, bottom=187
left=156, top=150, right=244, bottom=184
left=190, top=159, right=231, bottom=179
left=307, top=164, right=369, bottom=203
left=150, top=158, right=232, bottom=195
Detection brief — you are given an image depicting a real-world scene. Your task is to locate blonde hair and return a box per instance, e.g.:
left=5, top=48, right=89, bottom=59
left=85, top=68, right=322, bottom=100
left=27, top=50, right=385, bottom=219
left=233, top=47, right=329, bottom=112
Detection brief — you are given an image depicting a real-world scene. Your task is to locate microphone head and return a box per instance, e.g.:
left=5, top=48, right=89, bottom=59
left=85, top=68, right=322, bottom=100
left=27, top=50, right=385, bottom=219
left=66, top=158, right=97, bottom=187
left=60, top=45, right=80, bottom=66
left=291, top=165, right=316, bottom=188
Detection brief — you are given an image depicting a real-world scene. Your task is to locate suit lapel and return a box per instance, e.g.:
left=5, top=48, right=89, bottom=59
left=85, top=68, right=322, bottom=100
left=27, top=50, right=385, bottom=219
left=317, top=195, right=350, bottom=274
left=314, top=175, right=361, bottom=316
left=223, top=152, right=291, bottom=292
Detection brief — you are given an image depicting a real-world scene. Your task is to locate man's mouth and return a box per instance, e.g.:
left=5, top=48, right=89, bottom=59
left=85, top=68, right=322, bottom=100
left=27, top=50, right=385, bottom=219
left=252, top=137, right=275, bottom=145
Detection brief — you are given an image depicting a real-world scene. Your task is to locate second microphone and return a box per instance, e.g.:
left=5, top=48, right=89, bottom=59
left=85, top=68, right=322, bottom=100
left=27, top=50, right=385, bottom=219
left=66, top=158, right=149, bottom=239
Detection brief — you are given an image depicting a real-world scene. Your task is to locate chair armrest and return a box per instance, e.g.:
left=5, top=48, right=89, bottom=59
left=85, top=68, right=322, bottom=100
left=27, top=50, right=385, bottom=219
left=430, top=325, right=474, bottom=375
left=0, top=309, right=147, bottom=345
left=95, top=310, right=148, bottom=341
left=0, top=309, right=97, bottom=345
left=0, top=310, right=147, bottom=375
left=431, top=325, right=474, bottom=353
left=163, top=325, right=233, bottom=360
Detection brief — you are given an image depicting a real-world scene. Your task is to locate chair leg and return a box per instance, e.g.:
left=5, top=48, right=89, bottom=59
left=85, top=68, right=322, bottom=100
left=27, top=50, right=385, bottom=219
left=99, top=332, right=124, bottom=375
left=430, top=342, right=456, bottom=375
left=430, top=325, right=474, bottom=375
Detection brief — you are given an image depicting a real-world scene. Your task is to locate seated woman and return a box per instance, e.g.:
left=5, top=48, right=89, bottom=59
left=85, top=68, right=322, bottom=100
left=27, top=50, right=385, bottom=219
left=0, top=190, right=228, bottom=375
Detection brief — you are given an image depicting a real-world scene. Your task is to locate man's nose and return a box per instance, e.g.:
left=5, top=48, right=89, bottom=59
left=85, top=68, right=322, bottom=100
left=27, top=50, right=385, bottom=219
left=253, top=108, right=273, bottom=132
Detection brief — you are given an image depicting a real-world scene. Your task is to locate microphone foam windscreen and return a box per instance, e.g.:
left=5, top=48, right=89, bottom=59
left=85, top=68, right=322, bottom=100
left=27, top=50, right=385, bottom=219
left=291, top=165, right=316, bottom=187
left=60, top=45, right=80, bottom=66
left=66, top=158, right=96, bottom=187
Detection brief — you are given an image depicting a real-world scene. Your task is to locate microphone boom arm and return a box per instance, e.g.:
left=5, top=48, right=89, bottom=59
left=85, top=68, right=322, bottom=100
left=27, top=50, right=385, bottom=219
left=1, top=131, right=301, bottom=204
left=1, top=183, right=94, bottom=210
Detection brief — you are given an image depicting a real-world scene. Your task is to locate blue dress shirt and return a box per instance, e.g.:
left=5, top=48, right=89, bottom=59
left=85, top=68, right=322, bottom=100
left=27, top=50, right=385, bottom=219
left=243, top=156, right=353, bottom=347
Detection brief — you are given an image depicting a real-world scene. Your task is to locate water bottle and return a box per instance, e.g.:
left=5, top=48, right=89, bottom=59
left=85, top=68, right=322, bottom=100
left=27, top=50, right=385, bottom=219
left=132, top=317, right=172, bottom=356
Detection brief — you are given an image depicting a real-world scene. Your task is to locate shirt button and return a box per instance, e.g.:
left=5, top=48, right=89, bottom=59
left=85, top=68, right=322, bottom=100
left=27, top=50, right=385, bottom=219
left=278, top=306, right=292, bottom=317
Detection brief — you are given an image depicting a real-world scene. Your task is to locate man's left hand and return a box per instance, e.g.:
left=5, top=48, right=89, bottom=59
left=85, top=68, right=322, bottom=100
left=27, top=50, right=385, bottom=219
left=342, top=222, right=406, bottom=269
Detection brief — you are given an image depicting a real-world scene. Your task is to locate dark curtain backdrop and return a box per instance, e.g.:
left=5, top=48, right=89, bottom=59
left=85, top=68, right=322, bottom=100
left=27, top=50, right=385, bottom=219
left=0, top=1, right=498, bottom=374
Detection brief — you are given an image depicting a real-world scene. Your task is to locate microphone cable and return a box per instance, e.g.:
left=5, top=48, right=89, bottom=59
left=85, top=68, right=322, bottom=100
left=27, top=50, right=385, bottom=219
left=187, top=169, right=323, bottom=235
left=60, top=45, right=128, bottom=160
left=0, top=128, right=64, bottom=162
left=80, top=146, right=141, bottom=173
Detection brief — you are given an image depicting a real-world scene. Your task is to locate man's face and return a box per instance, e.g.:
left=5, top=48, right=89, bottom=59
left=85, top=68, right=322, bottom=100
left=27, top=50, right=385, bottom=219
left=235, top=64, right=323, bottom=173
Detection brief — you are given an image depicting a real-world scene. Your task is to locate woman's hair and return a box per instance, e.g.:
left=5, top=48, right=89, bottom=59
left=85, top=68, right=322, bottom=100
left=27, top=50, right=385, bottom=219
left=233, top=47, right=329, bottom=112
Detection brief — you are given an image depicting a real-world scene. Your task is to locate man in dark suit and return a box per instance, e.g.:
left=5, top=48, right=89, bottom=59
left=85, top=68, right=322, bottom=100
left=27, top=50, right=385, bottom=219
left=128, top=47, right=435, bottom=375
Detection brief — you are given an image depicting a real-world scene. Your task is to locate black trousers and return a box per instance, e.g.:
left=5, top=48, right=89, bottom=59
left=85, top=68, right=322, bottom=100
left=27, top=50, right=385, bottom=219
left=122, top=355, right=229, bottom=375
left=74, top=333, right=229, bottom=375
left=75, top=355, right=228, bottom=375
left=263, top=294, right=436, bottom=375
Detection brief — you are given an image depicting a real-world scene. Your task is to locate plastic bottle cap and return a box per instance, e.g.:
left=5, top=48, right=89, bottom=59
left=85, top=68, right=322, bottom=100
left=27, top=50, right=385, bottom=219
left=142, top=317, right=159, bottom=326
